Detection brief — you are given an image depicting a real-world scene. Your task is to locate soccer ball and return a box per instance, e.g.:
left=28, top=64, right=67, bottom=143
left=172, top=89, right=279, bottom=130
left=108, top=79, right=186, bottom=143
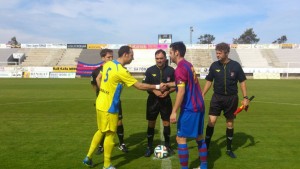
left=154, top=145, right=168, bottom=159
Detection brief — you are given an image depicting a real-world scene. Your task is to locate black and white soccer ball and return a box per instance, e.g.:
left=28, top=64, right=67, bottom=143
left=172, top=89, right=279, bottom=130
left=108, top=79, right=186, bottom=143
left=154, top=145, right=168, bottom=159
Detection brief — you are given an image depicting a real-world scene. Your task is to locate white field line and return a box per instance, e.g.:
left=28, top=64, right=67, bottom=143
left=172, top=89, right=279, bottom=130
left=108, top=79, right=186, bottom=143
left=0, top=98, right=93, bottom=106
left=123, top=98, right=300, bottom=106
left=3, top=95, right=296, bottom=114
left=1, top=98, right=299, bottom=106
left=160, top=118, right=172, bottom=169
left=0, top=98, right=300, bottom=106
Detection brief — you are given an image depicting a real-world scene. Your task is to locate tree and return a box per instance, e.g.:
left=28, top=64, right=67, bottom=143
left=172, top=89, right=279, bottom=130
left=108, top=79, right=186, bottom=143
left=197, top=34, right=215, bottom=44
left=7, top=36, right=20, bottom=48
left=272, top=35, right=287, bottom=44
left=232, top=28, right=260, bottom=44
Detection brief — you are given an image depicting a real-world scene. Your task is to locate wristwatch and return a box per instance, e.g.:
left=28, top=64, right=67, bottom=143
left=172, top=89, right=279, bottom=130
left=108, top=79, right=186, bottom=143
left=243, top=96, right=249, bottom=99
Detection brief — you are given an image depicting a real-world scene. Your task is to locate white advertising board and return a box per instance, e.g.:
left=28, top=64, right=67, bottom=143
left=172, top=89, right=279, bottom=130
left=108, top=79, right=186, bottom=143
left=49, top=72, right=76, bottom=78
left=0, top=71, right=22, bottom=78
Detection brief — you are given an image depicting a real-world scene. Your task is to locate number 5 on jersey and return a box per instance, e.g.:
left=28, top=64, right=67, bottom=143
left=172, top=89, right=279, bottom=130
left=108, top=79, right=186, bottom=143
left=104, top=67, right=112, bottom=82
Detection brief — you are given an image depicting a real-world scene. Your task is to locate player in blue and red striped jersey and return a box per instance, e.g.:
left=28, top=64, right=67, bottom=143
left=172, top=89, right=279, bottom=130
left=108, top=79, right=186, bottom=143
left=166, top=42, right=207, bottom=169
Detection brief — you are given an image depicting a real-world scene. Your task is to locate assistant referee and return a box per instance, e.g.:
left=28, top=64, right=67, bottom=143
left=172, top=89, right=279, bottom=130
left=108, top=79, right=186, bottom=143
left=202, top=42, right=250, bottom=159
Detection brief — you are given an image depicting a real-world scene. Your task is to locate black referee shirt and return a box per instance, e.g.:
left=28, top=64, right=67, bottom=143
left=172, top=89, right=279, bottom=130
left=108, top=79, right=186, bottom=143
left=205, top=60, right=246, bottom=96
left=91, top=65, right=103, bottom=96
left=143, top=65, right=175, bottom=96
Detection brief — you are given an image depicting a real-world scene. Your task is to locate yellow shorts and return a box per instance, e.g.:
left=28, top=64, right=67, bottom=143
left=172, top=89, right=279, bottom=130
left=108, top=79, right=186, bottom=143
left=96, top=109, right=118, bottom=132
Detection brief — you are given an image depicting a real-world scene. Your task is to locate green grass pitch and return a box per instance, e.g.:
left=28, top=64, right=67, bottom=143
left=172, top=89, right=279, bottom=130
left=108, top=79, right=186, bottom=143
left=0, top=78, right=299, bottom=169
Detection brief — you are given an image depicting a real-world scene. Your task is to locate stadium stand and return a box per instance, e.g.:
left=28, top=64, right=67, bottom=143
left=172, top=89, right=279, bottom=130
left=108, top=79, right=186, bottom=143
left=236, top=49, right=270, bottom=68
left=77, top=49, right=101, bottom=64
left=273, top=49, right=300, bottom=68
left=184, top=49, right=213, bottom=68
left=76, top=49, right=120, bottom=77
left=77, top=49, right=119, bottom=64
left=210, top=49, right=217, bottom=62
left=44, top=49, right=65, bottom=66
left=21, top=48, right=65, bottom=66
left=1, top=46, right=299, bottom=79
left=260, top=49, right=284, bottom=67
left=210, top=48, right=242, bottom=65
left=229, top=49, right=242, bottom=65
left=128, top=49, right=157, bottom=68
left=57, top=49, right=81, bottom=66
left=0, top=48, right=19, bottom=65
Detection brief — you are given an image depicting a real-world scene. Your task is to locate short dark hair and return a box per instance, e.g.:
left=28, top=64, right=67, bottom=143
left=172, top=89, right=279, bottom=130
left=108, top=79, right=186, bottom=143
left=215, top=42, right=230, bottom=53
left=100, top=48, right=113, bottom=57
left=118, top=46, right=132, bottom=58
left=169, top=41, right=186, bottom=57
left=155, top=49, right=166, bottom=58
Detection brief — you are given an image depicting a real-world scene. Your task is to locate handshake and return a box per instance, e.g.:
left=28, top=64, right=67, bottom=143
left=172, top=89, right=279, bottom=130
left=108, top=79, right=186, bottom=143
left=155, top=82, right=172, bottom=92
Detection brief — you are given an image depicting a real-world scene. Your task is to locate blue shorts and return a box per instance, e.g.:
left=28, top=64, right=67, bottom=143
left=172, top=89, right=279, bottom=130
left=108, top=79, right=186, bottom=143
left=177, top=110, right=204, bottom=138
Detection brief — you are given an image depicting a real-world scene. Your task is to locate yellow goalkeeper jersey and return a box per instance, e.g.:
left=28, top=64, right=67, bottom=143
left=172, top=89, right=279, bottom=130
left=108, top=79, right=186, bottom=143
left=96, top=60, right=137, bottom=113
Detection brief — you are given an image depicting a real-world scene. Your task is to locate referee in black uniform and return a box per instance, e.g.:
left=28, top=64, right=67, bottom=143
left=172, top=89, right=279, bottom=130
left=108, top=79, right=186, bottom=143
left=202, top=42, right=250, bottom=158
left=143, top=49, right=175, bottom=157
left=90, top=49, right=128, bottom=155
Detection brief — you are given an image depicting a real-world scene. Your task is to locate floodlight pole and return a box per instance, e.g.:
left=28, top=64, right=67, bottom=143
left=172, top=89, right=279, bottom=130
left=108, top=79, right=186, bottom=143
left=190, top=26, right=193, bottom=44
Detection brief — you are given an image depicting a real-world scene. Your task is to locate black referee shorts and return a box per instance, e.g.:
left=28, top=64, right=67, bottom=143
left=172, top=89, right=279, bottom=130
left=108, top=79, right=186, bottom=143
left=209, top=93, right=238, bottom=120
left=146, top=95, right=172, bottom=121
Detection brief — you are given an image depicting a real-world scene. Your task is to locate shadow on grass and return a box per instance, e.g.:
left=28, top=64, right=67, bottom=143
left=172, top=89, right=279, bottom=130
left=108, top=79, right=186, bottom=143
left=111, top=129, right=177, bottom=168
left=192, top=132, right=259, bottom=169
left=89, top=131, right=147, bottom=168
